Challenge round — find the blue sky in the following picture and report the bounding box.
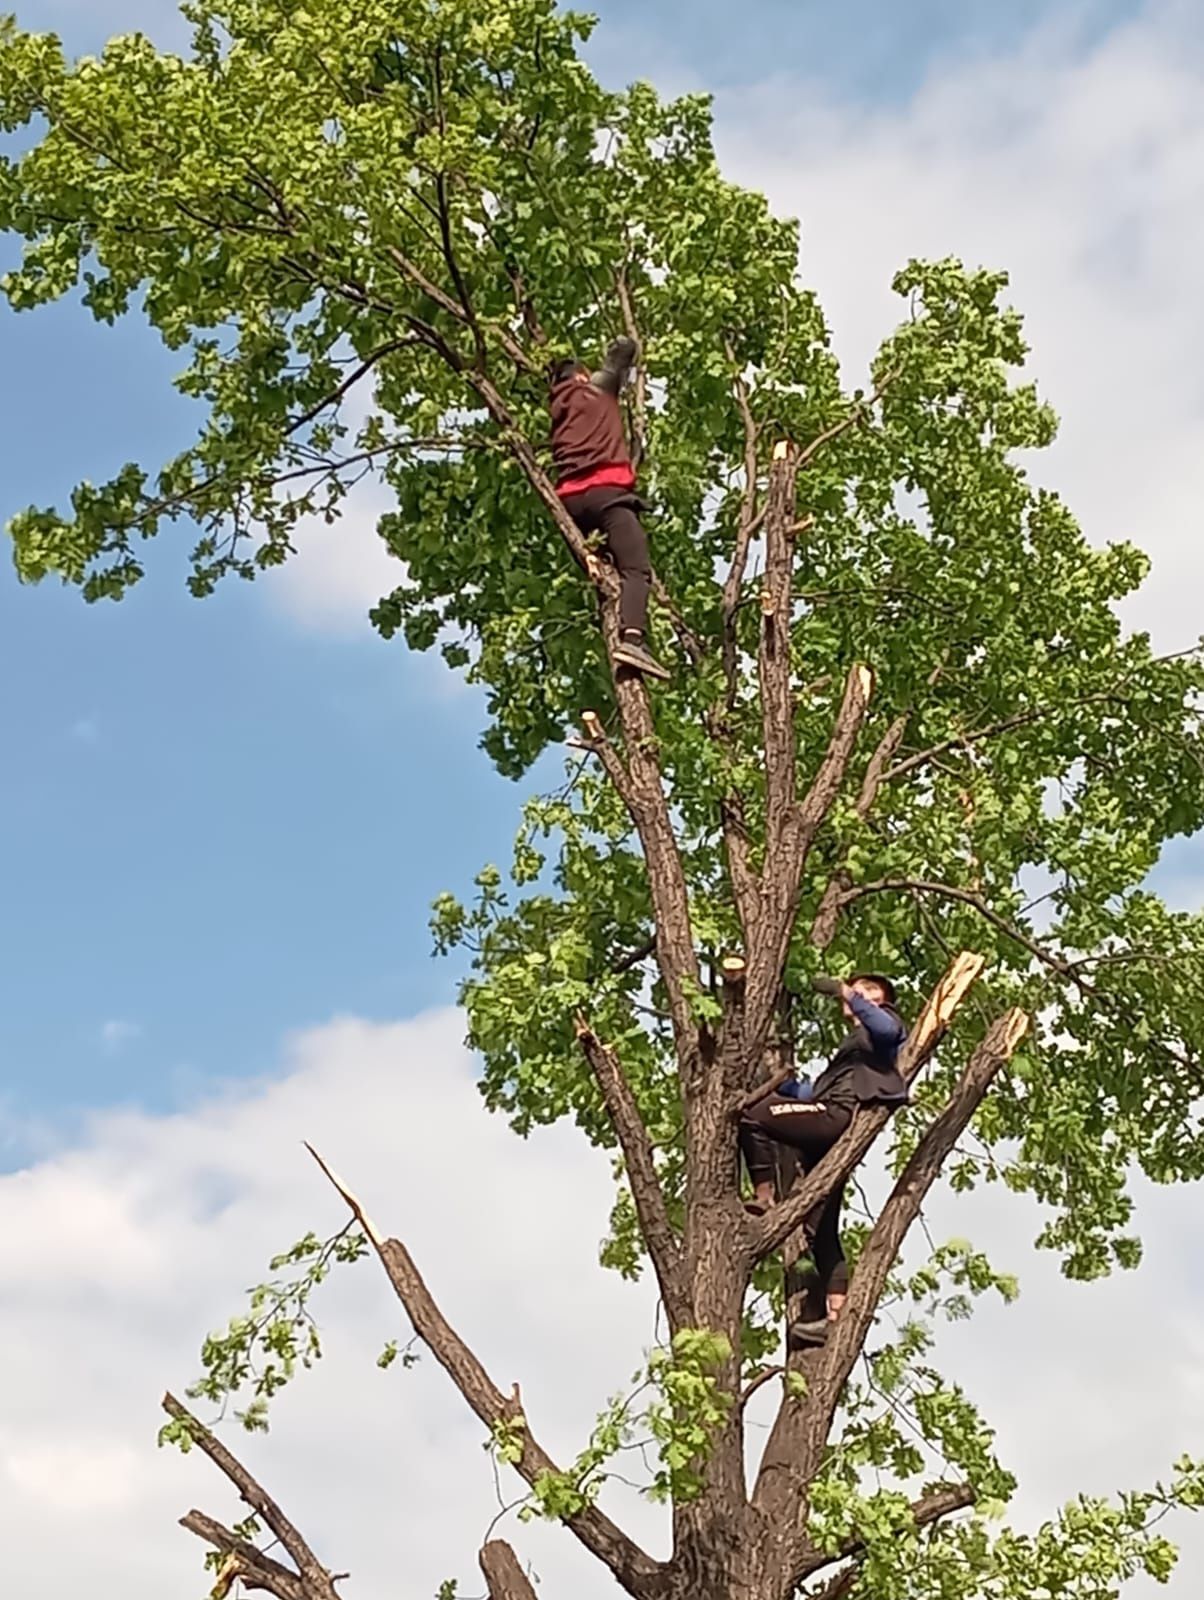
[0,0,1199,1138]
[4,5,1204,1599]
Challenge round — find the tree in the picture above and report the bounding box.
[5,2,1204,1596]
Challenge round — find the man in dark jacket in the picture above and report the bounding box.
[548,337,669,681]
[739,973,908,1347]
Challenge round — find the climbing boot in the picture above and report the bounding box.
[614,634,671,682]
[788,1317,831,1349]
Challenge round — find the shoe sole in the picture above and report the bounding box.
[614,651,672,682]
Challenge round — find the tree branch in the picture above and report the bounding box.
[162,1395,341,1600]
[468,367,600,572]
[435,169,487,368]
[797,664,877,856]
[305,1146,664,1599]
[610,934,657,975]
[759,440,801,863]
[745,663,875,1068]
[879,674,1192,789]
[721,340,764,709]
[285,338,417,435]
[651,571,707,666]
[575,1014,691,1329]
[178,1510,311,1600]
[480,1541,539,1600]
[837,877,1072,983]
[795,371,898,471]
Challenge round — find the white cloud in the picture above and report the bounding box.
[710,1,1204,655]
[4,1007,1204,1600]
[100,1019,141,1053]
[265,487,405,639]
[0,1011,667,1599]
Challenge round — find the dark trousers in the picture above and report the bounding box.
[561,486,651,636]
[739,1096,853,1297]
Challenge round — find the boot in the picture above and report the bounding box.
[787,1317,830,1349]
[614,632,671,682]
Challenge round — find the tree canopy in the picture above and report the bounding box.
[5,3,1204,1598]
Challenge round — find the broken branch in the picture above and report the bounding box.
[306,1146,663,1598]
[178,1511,312,1600]
[480,1541,539,1600]
[162,1394,339,1598]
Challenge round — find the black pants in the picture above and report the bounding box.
[561,486,651,636]
[739,1096,853,1297]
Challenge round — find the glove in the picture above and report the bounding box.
[811,975,844,998]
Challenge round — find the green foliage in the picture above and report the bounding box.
[162,1227,368,1438]
[484,1329,734,1520]
[645,1328,734,1503]
[7,1,1204,1589]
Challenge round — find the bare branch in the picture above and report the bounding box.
[575,1015,690,1328]
[162,1396,340,1600]
[480,1541,539,1600]
[306,1146,663,1599]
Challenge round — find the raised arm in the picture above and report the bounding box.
[591,335,638,396]
[846,990,907,1054]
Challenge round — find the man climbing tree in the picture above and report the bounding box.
[548,336,669,681]
[740,973,908,1347]
[5,3,1204,1598]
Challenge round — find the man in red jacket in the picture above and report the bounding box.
[548,337,670,681]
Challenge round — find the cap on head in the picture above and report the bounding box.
[850,973,898,1007]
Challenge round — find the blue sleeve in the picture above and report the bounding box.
[848,993,907,1061]
[779,1076,814,1102]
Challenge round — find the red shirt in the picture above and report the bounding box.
[557,462,637,499]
